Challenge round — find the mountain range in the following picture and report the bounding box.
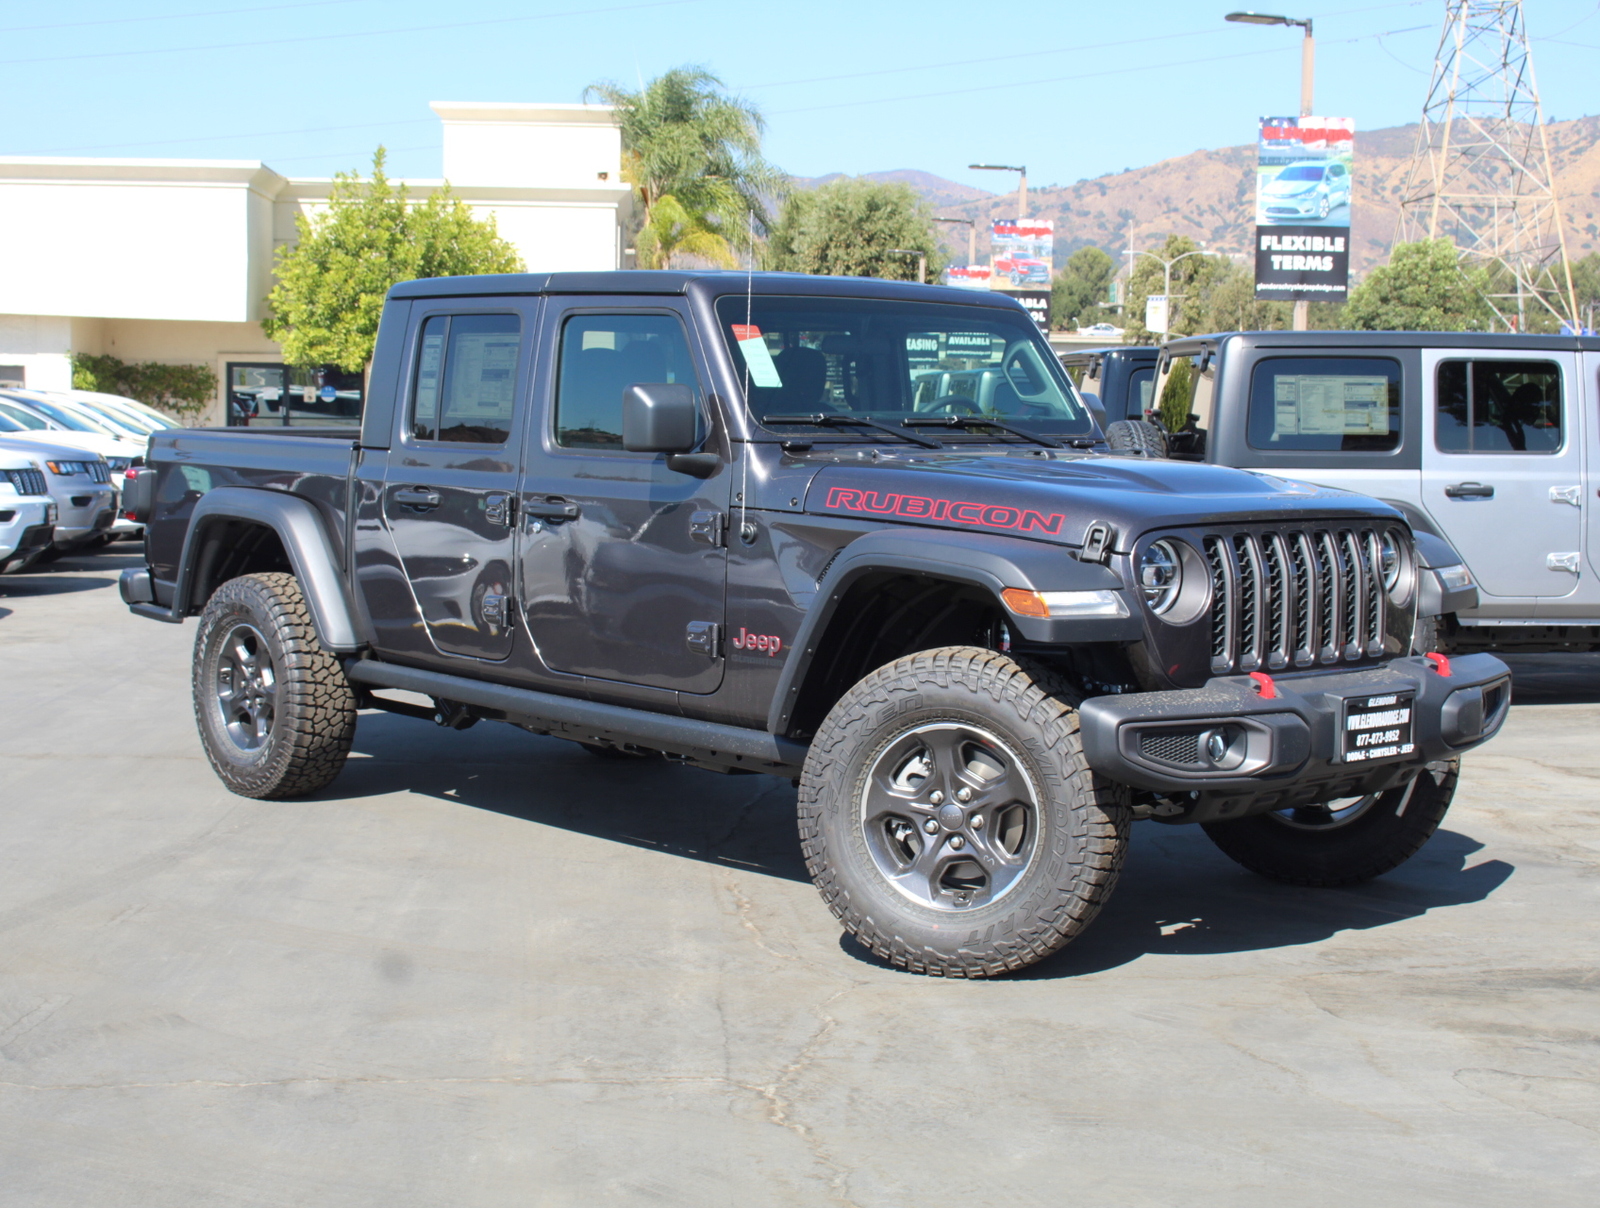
[803,117,1600,277]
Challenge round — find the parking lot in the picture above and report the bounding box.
[1,545,1597,1207]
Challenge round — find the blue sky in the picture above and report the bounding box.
[4,0,1598,190]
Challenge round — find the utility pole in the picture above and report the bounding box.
[1395,0,1577,330]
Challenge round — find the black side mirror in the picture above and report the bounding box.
[622,383,699,453]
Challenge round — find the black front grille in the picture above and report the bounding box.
[1201,526,1403,675]
[5,468,48,497]
[86,460,111,484]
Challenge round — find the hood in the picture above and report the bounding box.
[1265,178,1319,197]
[801,450,1400,550]
[0,432,117,463]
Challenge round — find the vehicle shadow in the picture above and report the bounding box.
[0,547,143,597]
[340,710,810,882]
[1501,654,1600,705]
[342,711,1511,974]
[851,823,1510,980]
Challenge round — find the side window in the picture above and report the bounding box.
[1128,366,1155,416]
[555,313,699,449]
[409,313,522,444]
[1247,356,1401,452]
[1436,359,1562,454]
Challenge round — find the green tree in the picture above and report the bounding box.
[1051,246,1115,330]
[1569,251,1600,329]
[1185,260,1294,334]
[262,148,522,371]
[1342,239,1493,332]
[1156,356,1195,433]
[764,177,948,281]
[70,353,215,422]
[1121,235,1232,343]
[586,66,783,269]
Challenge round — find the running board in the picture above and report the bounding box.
[344,659,808,775]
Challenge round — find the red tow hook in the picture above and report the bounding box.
[1425,652,1452,677]
[1248,671,1278,699]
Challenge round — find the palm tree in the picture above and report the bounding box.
[586,66,784,269]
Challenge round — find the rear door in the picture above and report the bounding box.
[1420,349,1581,604]
[516,300,729,693]
[384,300,537,660]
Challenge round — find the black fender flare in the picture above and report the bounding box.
[173,487,362,652]
[767,528,1137,734]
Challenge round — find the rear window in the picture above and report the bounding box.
[1247,356,1401,452]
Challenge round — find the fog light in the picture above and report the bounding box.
[1198,725,1246,770]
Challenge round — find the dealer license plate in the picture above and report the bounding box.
[1340,692,1416,763]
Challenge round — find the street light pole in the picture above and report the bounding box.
[1225,11,1315,332]
[936,217,977,271]
[1126,245,1211,335]
[887,249,927,284]
[969,163,1027,221]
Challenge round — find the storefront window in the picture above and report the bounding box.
[226,362,363,428]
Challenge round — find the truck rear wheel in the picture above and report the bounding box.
[1200,760,1458,887]
[192,572,356,799]
[798,647,1129,977]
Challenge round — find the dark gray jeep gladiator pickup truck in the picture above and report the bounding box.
[119,271,1511,977]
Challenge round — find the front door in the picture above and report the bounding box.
[384,303,536,660]
[517,303,729,693]
[1420,349,1582,603]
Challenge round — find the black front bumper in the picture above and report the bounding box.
[1079,654,1511,823]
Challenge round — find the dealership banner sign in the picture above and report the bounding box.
[1253,116,1354,302]
[989,219,1054,290]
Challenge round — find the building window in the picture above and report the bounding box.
[226,362,363,428]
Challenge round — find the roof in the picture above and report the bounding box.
[1161,329,1600,354]
[388,270,1033,310]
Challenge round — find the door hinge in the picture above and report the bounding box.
[685,620,721,657]
[1550,485,1581,507]
[481,592,511,626]
[484,493,515,528]
[1547,552,1581,574]
[689,510,726,547]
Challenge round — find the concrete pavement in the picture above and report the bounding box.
[1,545,1596,1206]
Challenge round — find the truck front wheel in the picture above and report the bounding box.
[192,572,356,799]
[1200,760,1458,887]
[798,647,1129,977]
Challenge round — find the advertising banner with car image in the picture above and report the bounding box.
[989,219,1054,289]
[1253,116,1353,302]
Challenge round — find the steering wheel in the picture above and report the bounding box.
[920,394,982,416]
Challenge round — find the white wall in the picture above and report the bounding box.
[0,160,284,325]
[434,103,621,190]
[0,316,72,390]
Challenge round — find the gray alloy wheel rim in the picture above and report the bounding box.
[858,721,1042,912]
[215,621,278,753]
[1269,779,1415,831]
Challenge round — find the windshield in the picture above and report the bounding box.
[70,402,148,438]
[10,396,109,434]
[0,413,25,432]
[0,401,50,429]
[1276,166,1325,182]
[715,295,1093,438]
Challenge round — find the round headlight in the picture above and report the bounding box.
[1378,530,1403,595]
[1138,540,1183,614]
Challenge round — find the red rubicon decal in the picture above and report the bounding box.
[731,627,783,657]
[824,486,1065,535]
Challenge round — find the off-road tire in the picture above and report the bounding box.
[798,647,1130,977]
[1104,419,1168,458]
[1200,760,1458,887]
[193,572,356,799]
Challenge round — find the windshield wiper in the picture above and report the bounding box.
[901,415,1065,449]
[762,413,944,449]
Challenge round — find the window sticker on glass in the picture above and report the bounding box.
[732,324,783,388]
[1273,374,1390,435]
[447,332,518,416]
[947,332,998,360]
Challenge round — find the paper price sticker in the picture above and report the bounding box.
[731,325,782,388]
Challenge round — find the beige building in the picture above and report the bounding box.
[0,102,631,425]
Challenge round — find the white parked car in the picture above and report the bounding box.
[0,432,115,551]
[0,450,56,572]
[1076,322,1124,339]
[0,392,145,541]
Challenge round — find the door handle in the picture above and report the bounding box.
[523,499,580,522]
[1444,482,1494,499]
[394,486,442,508]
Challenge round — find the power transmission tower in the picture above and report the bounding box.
[1395,0,1578,330]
